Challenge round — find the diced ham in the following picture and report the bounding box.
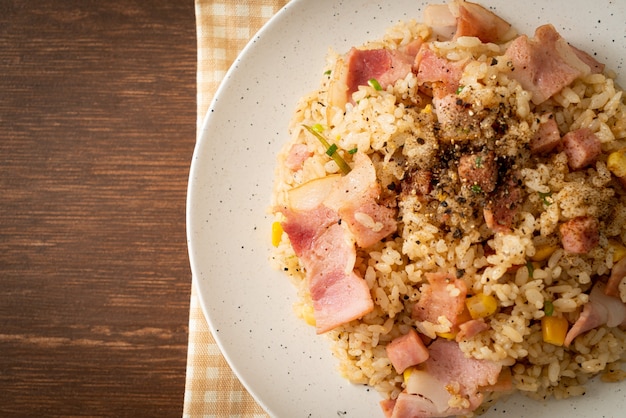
[401,169,432,197]
[380,398,396,418]
[505,24,590,105]
[337,195,397,248]
[430,93,482,141]
[413,272,468,328]
[483,179,522,233]
[452,0,514,43]
[325,153,397,248]
[458,151,498,193]
[456,319,490,341]
[344,47,413,100]
[571,45,605,74]
[388,340,502,417]
[565,282,626,346]
[386,328,430,374]
[559,216,599,254]
[285,143,312,171]
[562,128,602,170]
[415,47,466,96]
[530,115,561,154]
[605,257,626,299]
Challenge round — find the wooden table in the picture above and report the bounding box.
[0,1,196,415]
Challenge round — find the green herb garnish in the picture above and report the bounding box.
[544,300,554,317]
[475,155,483,168]
[368,78,382,91]
[323,69,331,76]
[348,148,358,154]
[539,191,553,206]
[456,85,465,94]
[302,124,351,174]
[526,261,535,279]
[470,184,483,194]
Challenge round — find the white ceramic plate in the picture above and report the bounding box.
[187,1,626,416]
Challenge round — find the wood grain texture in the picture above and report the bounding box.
[0,0,196,416]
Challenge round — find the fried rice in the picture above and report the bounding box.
[270,1,626,416]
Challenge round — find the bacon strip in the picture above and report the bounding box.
[505,24,590,105]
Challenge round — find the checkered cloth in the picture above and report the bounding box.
[184,1,288,417]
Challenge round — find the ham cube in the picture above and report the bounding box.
[559,216,599,254]
[530,116,561,154]
[562,128,602,170]
[458,151,498,193]
[413,272,468,327]
[385,328,429,374]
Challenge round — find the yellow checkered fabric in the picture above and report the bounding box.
[185,1,288,416]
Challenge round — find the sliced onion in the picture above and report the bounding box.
[287,175,341,212]
[423,4,457,40]
[405,369,451,414]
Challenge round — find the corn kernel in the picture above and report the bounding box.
[541,316,569,346]
[531,245,558,262]
[301,304,316,326]
[403,367,415,384]
[271,221,283,247]
[465,293,498,319]
[609,240,626,263]
[421,104,432,114]
[607,148,626,178]
[436,331,457,340]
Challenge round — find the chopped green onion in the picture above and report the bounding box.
[323,69,331,76]
[456,85,465,94]
[526,261,534,279]
[311,123,325,133]
[348,148,358,154]
[302,124,351,174]
[475,155,483,168]
[470,184,482,194]
[544,300,554,317]
[539,191,553,206]
[326,143,338,156]
[368,78,382,91]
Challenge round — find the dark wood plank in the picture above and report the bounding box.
[0,0,196,415]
